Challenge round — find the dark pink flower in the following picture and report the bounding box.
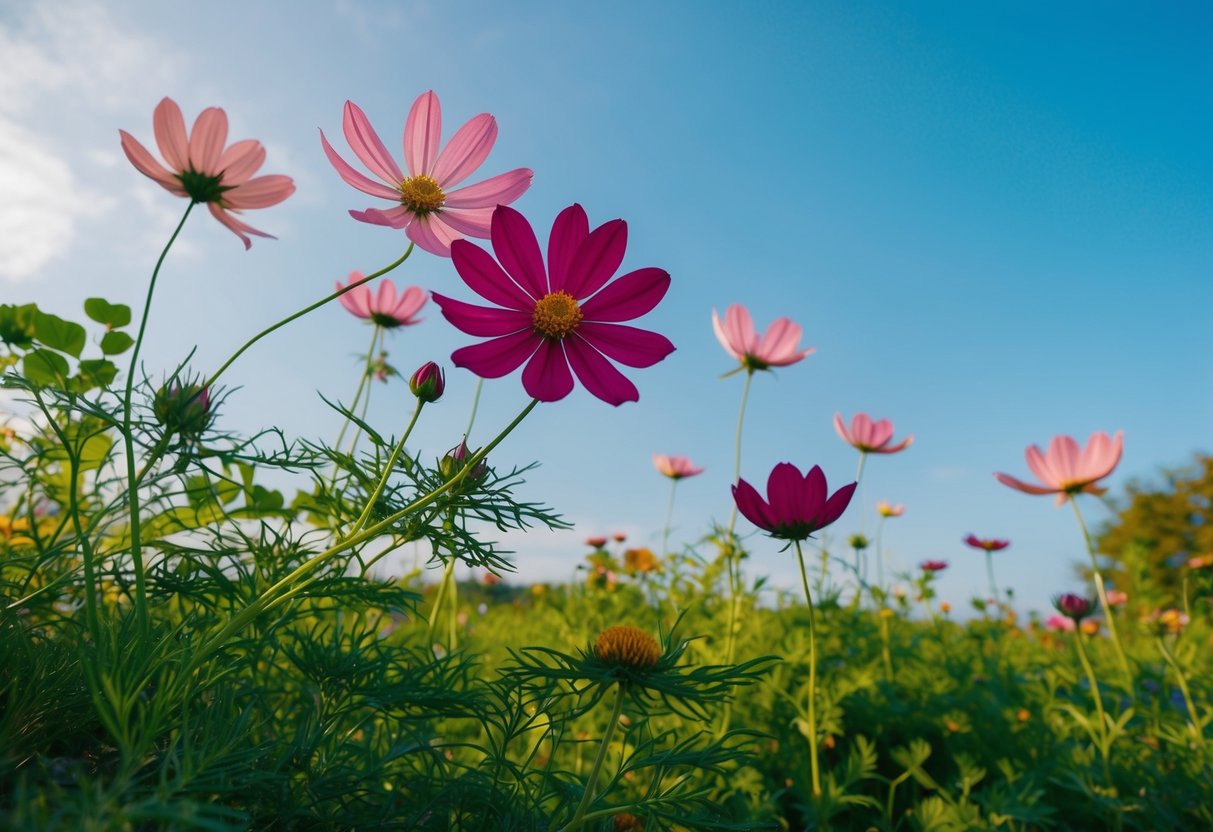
[653,454,704,480]
[321,91,532,257]
[712,305,814,372]
[432,204,674,406]
[119,97,294,248]
[1053,593,1095,621]
[337,273,428,327]
[964,534,1010,552]
[995,431,1123,505]
[834,412,913,454]
[920,560,949,573]
[586,536,608,549]
[732,463,856,542]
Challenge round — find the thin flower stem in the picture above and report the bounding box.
[464,376,485,440]
[1072,627,1114,788]
[346,326,382,457]
[985,551,1001,608]
[426,554,457,646]
[347,399,424,537]
[874,515,886,602]
[122,201,193,639]
[332,324,380,460]
[719,369,754,736]
[564,682,626,831]
[203,245,413,390]
[1071,498,1133,687]
[660,478,677,557]
[1156,636,1205,749]
[879,614,894,682]
[794,539,822,798]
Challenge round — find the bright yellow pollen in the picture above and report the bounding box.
[398,175,445,214]
[532,291,583,339]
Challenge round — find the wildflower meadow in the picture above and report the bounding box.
[1,4,1211,831]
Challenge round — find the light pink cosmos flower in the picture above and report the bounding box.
[995,431,1123,505]
[877,501,905,518]
[321,91,533,257]
[432,204,675,406]
[834,412,913,455]
[712,305,814,372]
[119,97,294,248]
[1105,589,1128,606]
[653,454,704,480]
[336,272,427,328]
[1044,613,1076,633]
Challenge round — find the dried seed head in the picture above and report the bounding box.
[594,625,661,671]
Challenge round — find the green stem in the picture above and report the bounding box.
[874,515,886,602]
[1157,636,1206,749]
[794,539,822,798]
[464,376,485,441]
[660,478,677,557]
[1072,627,1114,789]
[985,551,1001,608]
[122,201,194,639]
[347,399,423,537]
[719,369,754,735]
[564,682,626,830]
[332,324,380,460]
[426,554,457,646]
[203,245,413,390]
[1071,498,1133,687]
[346,327,382,459]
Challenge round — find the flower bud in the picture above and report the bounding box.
[1053,593,1095,621]
[439,440,487,482]
[153,384,212,440]
[408,361,445,402]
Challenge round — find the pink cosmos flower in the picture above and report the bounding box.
[964,535,1010,552]
[1045,614,1076,633]
[995,431,1124,505]
[119,97,294,249]
[586,536,608,549]
[920,560,949,573]
[1053,593,1095,621]
[321,91,533,257]
[711,305,814,372]
[834,412,913,455]
[877,501,905,518]
[336,273,427,328]
[431,204,675,406]
[1106,589,1129,606]
[653,454,704,480]
[732,463,856,541]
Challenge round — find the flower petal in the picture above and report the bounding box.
[994,472,1060,495]
[437,206,494,238]
[432,293,532,336]
[450,329,539,378]
[406,215,462,256]
[223,175,295,209]
[217,139,265,185]
[450,239,536,310]
[343,100,404,184]
[489,205,547,298]
[432,112,496,188]
[833,412,852,445]
[522,339,574,402]
[188,107,229,175]
[580,267,670,322]
[733,479,776,532]
[724,305,759,357]
[565,218,626,299]
[577,322,674,368]
[443,168,533,209]
[391,285,429,322]
[320,129,402,200]
[153,97,189,173]
[564,336,638,406]
[404,90,442,176]
[207,203,272,249]
[820,482,857,527]
[119,130,184,193]
[1024,444,1058,487]
[547,204,589,293]
[712,309,743,363]
[767,462,805,527]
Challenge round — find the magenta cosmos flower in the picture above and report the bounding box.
[1053,593,1095,621]
[712,305,814,372]
[119,98,294,248]
[431,204,674,406]
[321,91,532,257]
[964,534,1010,552]
[732,463,856,541]
[920,560,949,573]
[995,431,1123,505]
[834,412,913,455]
[336,273,427,328]
[653,454,704,480]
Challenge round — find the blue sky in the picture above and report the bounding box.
[1,0,1210,615]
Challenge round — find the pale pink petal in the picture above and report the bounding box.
[852,413,875,446]
[217,140,266,185]
[713,309,744,362]
[995,472,1060,495]
[443,168,533,209]
[450,329,539,378]
[404,90,442,176]
[1025,444,1059,488]
[491,205,548,298]
[350,206,413,228]
[320,129,402,199]
[207,203,272,249]
[407,215,463,256]
[548,204,589,293]
[390,286,428,322]
[431,293,531,336]
[153,98,189,173]
[872,435,913,454]
[337,277,372,318]
[758,318,810,365]
[119,130,184,193]
[724,305,759,356]
[577,322,674,368]
[1050,435,1081,485]
[833,412,852,445]
[564,336,638,406]
[343,101,404,184]
[522,339,574,402]
[868,419,894,449]
[437,207,494,237]
[580,268,670,322]
[449,239,536,310]
[565,219,627,299]
[188,107,229,175]
[223,175,295,209]
[375,279,398,315]
[432,113,497,188]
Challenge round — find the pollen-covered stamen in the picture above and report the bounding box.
[398,175,446,215]
[532,291,583,339]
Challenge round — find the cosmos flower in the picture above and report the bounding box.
[336,273,428,327]
[1053,593,1095,621]
[321,91,532,256]
[920,560,949,573]
[877,501,905,518]
[1105,589,1128,606]
[119,97,294,248]
[1045,614,1076,633]
[652,454,704,480]
[432,204,675,406]
[711,305,814,372]
[834,412,913,455]
[995,431,1123,505]
[732,463,856,541]
[964,535,1010,552]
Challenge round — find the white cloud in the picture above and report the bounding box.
[0,118,77,281]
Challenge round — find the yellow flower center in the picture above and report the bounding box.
[398,175,445,215]
[532,291,583,339]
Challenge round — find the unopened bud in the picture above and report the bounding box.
[153,384,212,440]
[439,440,487,482]
[408,361,445,402]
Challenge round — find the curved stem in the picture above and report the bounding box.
[464,377,485,441]
[332,324,380,459]
[122,201,193,638]
[348,399,424,537]
[1071,498,1133,687]
[346,327,382,458]
[719,369,755,736]
[426,554,457,646]
[1072,627,1113,787]
[203,245,413,390]
[1157,636,1205,749]
[794,539,822,798]
[564,682,626,830]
